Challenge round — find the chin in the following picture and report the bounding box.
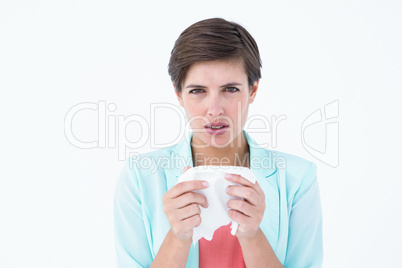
[203,131,238,148]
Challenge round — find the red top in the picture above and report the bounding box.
[199,223,246,268]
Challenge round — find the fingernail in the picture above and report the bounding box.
[202,181,209,187]
[225,173,232,179]
[225,187,229,193]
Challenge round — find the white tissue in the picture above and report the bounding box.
[176,165,256,245]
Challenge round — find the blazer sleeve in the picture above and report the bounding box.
[284,162,324,268]
[113,158,153,268]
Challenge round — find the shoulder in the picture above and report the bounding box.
[270,149,318,193]
[272,150,316,178]
[115,144,179,193]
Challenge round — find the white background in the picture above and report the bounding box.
[1,0,401,267]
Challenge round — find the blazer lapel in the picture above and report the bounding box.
[164,131,194,191]
[244,130,280,251]
[163,133,199,268]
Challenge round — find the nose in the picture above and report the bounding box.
[207,93,224,118]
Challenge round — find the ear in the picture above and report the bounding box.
[173,83,184,107]
[249,80,259,104]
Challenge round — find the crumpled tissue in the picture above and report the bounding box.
[177,165,256,245]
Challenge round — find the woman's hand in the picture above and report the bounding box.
[225,173,266,240]
[162,166,209,242]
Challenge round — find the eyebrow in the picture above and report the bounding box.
[185,82,242,89]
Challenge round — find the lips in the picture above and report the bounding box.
[204,122,229,135]
[204,122,229,129]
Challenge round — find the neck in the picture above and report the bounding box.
[191,132,250,168]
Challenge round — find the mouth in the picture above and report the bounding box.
[204,122,229,129]
[204,122,229,135]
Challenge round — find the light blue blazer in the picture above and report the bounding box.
[114,130,323,267]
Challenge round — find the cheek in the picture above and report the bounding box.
[223,103,248,129]
[182,95,249,117]
[184,103,201,117]
[183,103,205,126]
[229,98,249,116]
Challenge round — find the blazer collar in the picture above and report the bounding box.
[165,129,278,191]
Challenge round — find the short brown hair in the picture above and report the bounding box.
[168,17,262,93]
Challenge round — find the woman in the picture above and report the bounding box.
[114,17,323,268]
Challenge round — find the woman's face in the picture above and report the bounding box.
[175,59,259,148]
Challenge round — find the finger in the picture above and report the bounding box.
[224,173,254,187]
[178,203,201,221]
[174,191,209,209]
[226,186,260,205]
[181,214,202,229]
[228,209,250,226]
[227,199,255,217]
[225,174,264,195]
[167,180,209,199]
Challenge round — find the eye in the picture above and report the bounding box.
[224,87,239,93]
[189,88,205,94]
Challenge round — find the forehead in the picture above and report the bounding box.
[184,59,247,87]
